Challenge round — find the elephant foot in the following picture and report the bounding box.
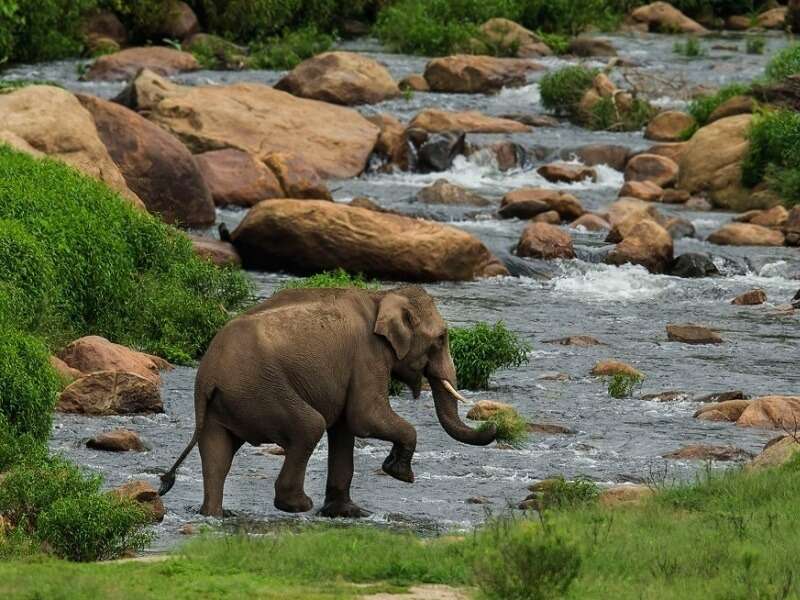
[382,449,415,483]
[318,499,371,519]
[274,492,313,513]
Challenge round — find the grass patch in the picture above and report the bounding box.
[606,372,644,399]
[278,268,379,291]
[673,37,704,58]
[765,43,800,83]
[477,408,528,447]
[589,95,654,132]
[746,36,765,55]
[534,476,600,510]
[247,25,334,70]
[449,322,530,390]
[686,82,752,129]
[537,31,570,55]
[742,108,800,207]
[539,65,598,116]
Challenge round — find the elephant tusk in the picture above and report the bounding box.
[442,380,468,404]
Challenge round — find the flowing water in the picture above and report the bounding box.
[8,31,799,549]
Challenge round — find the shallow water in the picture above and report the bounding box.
[14,31,798,548]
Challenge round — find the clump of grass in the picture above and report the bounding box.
[539,65,598,116]
[248,26,334,70]
[673,37,704,58]
[685,82,752,134]
[607,373,644,399]
[537,476,600,510]
[746,36,766,55]
[742,109,800,207]
[476,408,528,447]
[537,31,570,55]
[278,268,379,291]
[590,95,654,132]
[449,322,530,390]
[765,43,800,82]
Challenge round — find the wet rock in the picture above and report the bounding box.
[606,198,666,228]
[261,152,333,200]
[665,217,696,240]
[231,199,508,281]
[538,163,597,184]
[158,1,199,40]
[599,484,653,507]
[516,223,576,260]
[87,428,146,452]
[605,220,674,274]
[641,391,690,402]
[84,46,199,81]
[747,436,800,470]
[478,19,551,58]
[466,496,492,505]
[416,179,490,207]
[707,223,786,247]
[694,399,750,422]
[708,95,756,123]
[544,335,605,347]
[570,214,611,231]
[751,205,789,228]
[732,289,767,306]
[537,372,571,381]
[120,70,379,179]
[58,371,163,415]
[663,445,752,461]
[412,132,464,174]
[500,188,584,221]
[666,323,723,345]
[685,196,713,211]
[112,481,165,523]
[661,189,690,204]
[366,113,408,168]
[619,180,663,202]
[527,423,576,435]
[466,400,514,421]
[568,37,617,57]
[77,94,214,227]
[591,360,643,378]
[194,149,284,208]
[58,336,168,385]
[408,109,530,134]
[488,141,527,172]
[502,113,560,128]
[564,144,630,171]
[645,111,695,143]
[0,85,142,208]
[275,52,400,106]
[624,154,678,188]
[630,2,708,34]
[737,396,800,429]
[399,74,430,92]
[756,7,786,29]
[423,55,538,93]
[695,390,748,403]
[725,15,751,31]
[646,142,689,165]
[533,210,562,225]
[189,235,241,267]
[82,9,128,47]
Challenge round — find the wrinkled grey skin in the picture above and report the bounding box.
[160,286,496,518]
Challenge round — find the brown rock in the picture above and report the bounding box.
[725,15,751,31]
[568,144,630,171]
[737,396,800,429]
[87,428,146,452]
[533,210,561,225]
[527,423,576,435]
[231,199,508,281]
[666,323,723,345]
[747,436,800,470]
[500,189,584,221]
[707,223,785,246]
[423,55,540,94]
[663,445,751,461]
[84,46,199,81]
[159,1,200,40]
[194,149,284,208]
[606,198,666,228]
[645,111,695,142]
[478,19,551,58]
[568,37,617,57]
[58,336,167,384]
[591,360,643,378]
[708,95,756,123]
[756,7,787,29]
[367,113,408,167]
[695,390,748,403]
[619,180,664,202]
[49,356,82,384]
[399,74,430,92]
[77,94,214,226]
[570,214,611,231]
[275,52,400,106]
[685,196,713,211]
[624,154,679,188]
[466,496,492,505]
[82,10,128,47]
[408,109,530,134]
[662,189,690,204]
[58,371,163,415]
[732,289,767,306]
[641,391,690,402]
[751,205,789,228]
[488,141,526,172]
[645,142,689,164]
[538,163,597,184]
[694,400,750,422]
[261,152,333,200]
[545,335,605,347]
[112,481,165,523]
[599,484,653,507]
[189,235,241,267]
[630,2,709,34]
[466,400,514,421]
[416,179,490,206]
[516,222,576,260]
[605,220,674,273]
[665,217,696,240]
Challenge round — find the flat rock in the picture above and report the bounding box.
[416,179,490,206]
[194,149,284,207]
[666,323,723,344]
[695,390,748,403]
[537,163,597,184]
[423,55,539,93]
[707,223,785,246]
[663,445,752,461]
[732,289,767,306]
[408,109,530,134]
[516,222,576,260]
[624,154,679,188]
[84,46,199,81]
[591,360,643,378]
[87,428,146,452]
[58,371,163,415]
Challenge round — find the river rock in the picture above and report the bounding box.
[275,52,400,105]
[591,360,643,378]
[0,85,142,208]
[423,55,539,93]
[606,198,665,228]
[662,189,690,204]
[537,163,597,184]
[367,113,408,167]
[545,335,605,347]
[77,93,214,226]
[119,70,379,179]
[486,141,526,172]
[58,336,168,385]
[84,46,199,81]
[751,205,789,228]
[527,423,576,435]
[685,196,713,211]
[737,396,800,429]
[533,210,561,225]
[665,217,696,240]
[624,154,678,188]
[756,7,787,29]
[194,149,284,207]
[630,2,708,34]
[399,74,429,92]
[415,132,467,173]
[416,179,490,206]
[516,223,576,260]
[747,436,800,470]
[708,96,756,123]
[571,214,611,231]
[408,109,530,134]
[50,356,82,383]
[605,220,674,274]
[663,445,751,461]
[641,391,690,402]
[261,152,332,200]
[111,481,165,523]
[231,199,507,281]
[646,142,689,165]
[565,144,630,171]
[645,111,695,142]
[670,253,719,278]
[87,428,146,452]
[793,289,800,308]
[694,400,750,422]
[466,400,514,420]
[58,371,163,415]
[707,223,786,246]
[500,189,584,221]
[163,1,199,39]
[82,9,128,47]
[619,180,663,202]
[786,207,800,246]
[568,37,617,57]
[189,235,241,267]
[725,15,751,30]
[666,323,723,345]
[478,19,551,58]
[695,390,749,403]
[599,484,653,507]
[732,289,767,306]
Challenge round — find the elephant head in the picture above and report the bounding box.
[374,286,496,446]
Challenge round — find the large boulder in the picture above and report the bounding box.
[57,371,163,415]
[737,396,800,429]
[645,111,695,142]
[119,70,380,179]
[423,55,539,94]
[606,198,666,228]
[694,399,751,422]
[0,86,142,207]
[707,223,785,246]
[84,46,199,81]
[624,154,678,188]
[499,189,584,221]
[58,335,169,385]
[756,7,787,29]
[630,2,708,34]
[261,152,333,200]
[77,94,214,227]
[747,436,800,470]
[708,95,756,123]
[516,223,576,260]
[750,205,790,228]
[604,220,674,273]
[194,148,284,207]
[275,52,400,105]
[158,1,200,40]
[230,199,508,281]
[478,19,551,58]
[408,109,530,134]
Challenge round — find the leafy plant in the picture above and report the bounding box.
[685,83,752,131]
[278,268,379,291]
[539,65,597,116]
[520,0,623,36]
[607,373,644,398]
[537,476,600,510]
[248,25,333,70]
[742,109,800,206]
[590,96,654,131]
[673,37,704,57]
[477,408,528,447]
[765,44,800,82]
[449,322,530,390]
[746,36,765,55]
[537,31,569,55]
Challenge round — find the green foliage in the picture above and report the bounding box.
[449,322,530,390]
[673,37,704,58]
[686,83,751,130]
[535,476,601,510]
[192,0,302,41]
[187,35,248,70]
[590,96,654,132]
[766,44,800,83]
[536,31,569,55]
[519,0,622,36]
[101,0,173,40]
[476,408,528,447]
[742,109,800,207]
[539,65,597,116]
[278,268,379,291]
[746,36,765,55]
[248,26,333,70]
[607,372,644,398]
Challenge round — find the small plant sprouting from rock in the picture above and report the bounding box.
[607,373,644,399]
[673,37,704,58]
[477,408,529,448]
[449,322,530,390]
[746,37,766,55]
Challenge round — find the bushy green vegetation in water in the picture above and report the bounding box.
[540,65,598,116]
[742,109,800,207]
[476,408,529,447]
[607,372,644,398]
[533,476,601,510]
[746,36,765,55]
[589,95,655,132]
[449,322,530,390]
[247,26,334,70]
[673,36,704,58]
[278,268,378,291]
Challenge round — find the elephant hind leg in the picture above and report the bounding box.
[319,420,370,519]
[273,405,326,514]
[199,418,243,517]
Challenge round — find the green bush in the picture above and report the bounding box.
[742,109,800,206]
[673,37,704,58]
[191,0,302,40]
[449,322,530,390]
[765,44,800,83]
[686,82,752,130]
[248,25,334,70]
[746,36,765,55]
[589,96,654,132]
[539,66,597,116]
[607,372,644,399]
[520,0,621,36]
[278,268,378,290]
[535,476,600,510]
[476,408,528,447]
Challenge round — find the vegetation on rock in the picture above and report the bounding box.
[476,408,529,447]
[765,43,800,83]
[742,109,800,207]
[278,268,378,291]
[685,82,752,132]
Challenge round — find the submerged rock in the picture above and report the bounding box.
[544,335,605,347]
[527,423,576,435]
[641,391,690,402]
[466,400,514,421]
[663,445,752,461]
[591,360,643,378]
[516,222,576,260]
[732,289,767,306]
[563,144,630,171]
[666,323,723,345]
[695,390,748,403]
[87,428,146,452]
[416,179,490,206]
[668,253,719,278]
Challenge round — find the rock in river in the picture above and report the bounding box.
[84,46,199,81]
[87,428,146,452]
[408,109,531,134]
[112,481,166,523]
[666,323,723,345]
[423,55,539,93]
[630,2,708,34]
[58,371,163,416]
[605,220,674,274]
[516,222,576,260]
[58,335,169,385]
[416,179,490,206]
[732,289,767,306]
[707,223,785,247]
[537,163,597,184]
[624,154,679,188]
[663,445,751,461]
[668,253,719,278]
[466,400,514,420]
[645,111,695,143]
[500,189,584,221]
[591,360,643,378]
[230,199,508,282]
[194,149,284,207]
[737,396,800,429]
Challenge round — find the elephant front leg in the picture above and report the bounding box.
[319,421,371,519]
[350,405,417,484]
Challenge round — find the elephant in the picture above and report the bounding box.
[159,285,497,518]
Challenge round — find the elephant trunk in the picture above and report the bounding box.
[429,378,496,446]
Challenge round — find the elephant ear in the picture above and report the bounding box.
[374,294,415,360]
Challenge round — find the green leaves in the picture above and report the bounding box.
[539,66,598,116]
[449,321,530,390]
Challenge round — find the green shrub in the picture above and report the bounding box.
[191,0,302,41]
[278,268,378,291]
[536,31,569,55]
[589,96,654,132]
[746,36,765,55]
[742,109,800,206]
[520,0,621,35]
[539,66,597,116]
[476,408,528,447]
[765,44,800,83]
[449,322,530,390]
[0,415,47,472]
[607,372,644,399]
[686,83,752,130]
[536,476,600,510]
[248,25,334,70]
[673,37,704,58]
